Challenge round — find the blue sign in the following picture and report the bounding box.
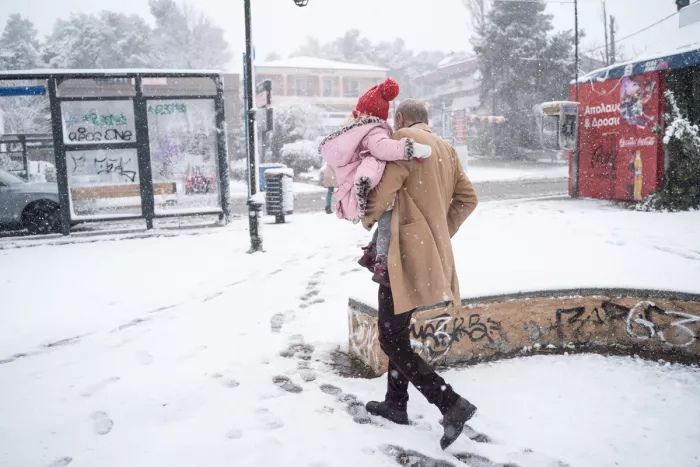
[0,86,47,97]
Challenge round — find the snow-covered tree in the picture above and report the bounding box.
[269,103,323,162]
[149,0,231,69]
[473,1,576,157]
[642,91,700,212]
[462,0,491,37]
[43,12,151,69]
[0,14,42,70]
[0,93,50,135]
[292,30,446,98]
[0,15,48,137]
[280,139,323,174]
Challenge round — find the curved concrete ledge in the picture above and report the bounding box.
[347,289,700,375]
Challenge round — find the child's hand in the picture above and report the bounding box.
[412,142,432,162]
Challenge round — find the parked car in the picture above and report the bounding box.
[0,169,62,235]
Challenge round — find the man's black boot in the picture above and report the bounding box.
[365,401,409,425]
[440,398,477,450]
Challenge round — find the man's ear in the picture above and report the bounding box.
[394,112,402,131]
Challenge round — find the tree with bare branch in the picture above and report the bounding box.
[462,0,491,36]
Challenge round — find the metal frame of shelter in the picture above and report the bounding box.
[0,70,231,235]
[0,133,54,178]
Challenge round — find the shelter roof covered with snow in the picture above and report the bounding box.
[576,42,700,84]
[0,69,222,78]
[256,56,388,72]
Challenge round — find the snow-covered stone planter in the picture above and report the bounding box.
[348,289,700,375]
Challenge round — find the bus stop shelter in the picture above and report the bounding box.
[0,70,231,235]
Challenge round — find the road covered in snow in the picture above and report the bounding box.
[1,198,699,467]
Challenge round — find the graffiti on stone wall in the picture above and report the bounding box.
[349,308,382,371]
[625,301,700,347]
[557,300,700,348]
[409,313,502,363]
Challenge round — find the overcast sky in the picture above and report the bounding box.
[1,0,699,72]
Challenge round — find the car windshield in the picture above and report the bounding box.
[0,169,25,186]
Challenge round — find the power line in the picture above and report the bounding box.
[582,10,679,55]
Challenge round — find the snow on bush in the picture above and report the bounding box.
[280,139,323,174]
[641,91,700,212]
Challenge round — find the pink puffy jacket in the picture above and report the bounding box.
[319,117,416,222]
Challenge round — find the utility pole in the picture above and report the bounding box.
[572,0,580,198]
[243,0,263,252]
[491,72,497,159]
[602,0,609,65]
[574,0,579,102]
[609,16,617,65]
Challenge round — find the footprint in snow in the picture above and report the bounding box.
[299,298,325,310]
[227,429,243,440]
[299,369,316,382]
[279,337,315,360]
[270,313,285,333]
[135,350,154,365]
[256,409,285,429]
[81,377,120,398]
[46,457,73,467]
[91,411,114,435]
[272,375,303,393]
[301,289,320,301]
[319,384,342,396]
[221,378,240,389]
[211,373,240,388]
[340,268,362,276]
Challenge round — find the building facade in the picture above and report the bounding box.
[415,55,481,140]
[255,56,389,134]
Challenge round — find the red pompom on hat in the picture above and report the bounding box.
[352,77,400,121]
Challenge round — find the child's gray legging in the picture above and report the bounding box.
[372,210,392,256]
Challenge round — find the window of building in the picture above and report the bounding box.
[348,80,360,98]
[323,78,334,97]
[295,78,309,96]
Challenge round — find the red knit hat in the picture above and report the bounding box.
[352,78,400,121]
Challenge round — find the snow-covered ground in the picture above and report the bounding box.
[1,198,699,467]
[230,180,326,198]
[466,164,568,183]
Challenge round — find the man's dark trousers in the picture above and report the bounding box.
[378,285,460,414]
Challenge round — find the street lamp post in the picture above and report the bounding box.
[243,0,263,253]
[243,0,309,253]
[572,0,580,198]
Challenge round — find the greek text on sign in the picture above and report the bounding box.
[585,117,620,128]
[583,104,620,116]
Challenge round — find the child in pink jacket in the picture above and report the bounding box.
[319,78,431,285]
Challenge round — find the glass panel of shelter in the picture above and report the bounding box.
[58,79,141,221]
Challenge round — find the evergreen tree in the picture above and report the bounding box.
[0,15,49,136]
[643,91,700,212]
[149,0,232,69]
[43,12,151,69]
[0,14,42,70]
[473,1,576,157]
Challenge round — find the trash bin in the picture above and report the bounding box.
[265,168,294,223]
[258,163,287,191]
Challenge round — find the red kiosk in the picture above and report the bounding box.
[544,44,700,201]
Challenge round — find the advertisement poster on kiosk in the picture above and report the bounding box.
[573,70,664,201]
